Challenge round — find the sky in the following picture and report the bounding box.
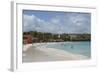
[23,10,91,34]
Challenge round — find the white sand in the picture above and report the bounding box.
[23,44,33,52]
[22,43,89,62]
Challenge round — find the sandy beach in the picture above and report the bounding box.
[22,43,88,63]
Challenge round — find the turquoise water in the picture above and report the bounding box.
[46,41,91,58]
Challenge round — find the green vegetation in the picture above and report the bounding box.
[23,31,91,43]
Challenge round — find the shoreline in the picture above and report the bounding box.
[22,43,89,62]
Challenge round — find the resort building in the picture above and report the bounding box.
[23,32,33,44]
[23,32,40,44]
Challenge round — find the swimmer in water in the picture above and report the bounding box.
[71,45,74,49]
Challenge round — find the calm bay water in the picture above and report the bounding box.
[46,41,91,58]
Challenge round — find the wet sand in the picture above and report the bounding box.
[22,44,88,63]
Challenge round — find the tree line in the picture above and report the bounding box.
[23,31,91,43]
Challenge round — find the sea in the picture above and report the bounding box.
[46,41,91,58]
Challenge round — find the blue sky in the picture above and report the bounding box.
[23,10,91,34]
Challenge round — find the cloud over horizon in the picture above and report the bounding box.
[23,10,91,34]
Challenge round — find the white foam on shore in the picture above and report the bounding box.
[23,42,58,52]
[36,46,87,59]
[23,44,33,52]
[23,43,88,60]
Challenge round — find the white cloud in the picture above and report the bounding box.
[50,16,61,24]
[23,13,91,34]
[23,14,59,33]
